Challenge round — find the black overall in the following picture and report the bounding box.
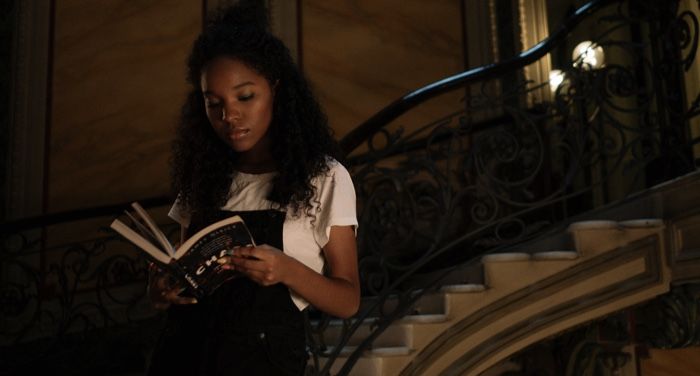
[147,210,307,376]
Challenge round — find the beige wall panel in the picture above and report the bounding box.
[302,0,464,149]
[640,347,700,376]
[49,0,201,213]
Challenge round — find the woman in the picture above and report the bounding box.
[147,2,359,375]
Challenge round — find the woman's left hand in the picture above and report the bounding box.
[220,244,293,286]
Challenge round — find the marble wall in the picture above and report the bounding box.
[641,347,700,376]
[301,0,465,152]
[45,1,465,214]
[49,0,201,213]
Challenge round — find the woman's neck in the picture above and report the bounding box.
[233,132,276,174]
[235,154,276,174]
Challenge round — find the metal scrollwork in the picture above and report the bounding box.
[0,221,177,373]
[636,284,700,348]
[498,284,700,375]
[311,0,700,374]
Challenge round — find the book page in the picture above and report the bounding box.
[131,202,176,257]
[110,219,172,265]
[124,210,161,248]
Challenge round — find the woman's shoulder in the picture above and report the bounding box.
[321,157,352,180]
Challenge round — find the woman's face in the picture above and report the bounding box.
[200,57,275,157]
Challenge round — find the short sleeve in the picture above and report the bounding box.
[168,195,192,228]
[313,161,358,248]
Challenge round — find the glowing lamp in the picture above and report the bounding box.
[572,41,605,69]
[549,69,565,92]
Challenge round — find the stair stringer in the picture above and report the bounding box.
[399,232,671,376]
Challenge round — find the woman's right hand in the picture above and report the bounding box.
[148,263,198,310]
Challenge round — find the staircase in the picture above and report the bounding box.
[313,171,700,376]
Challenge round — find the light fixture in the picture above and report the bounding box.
[549,69,565,93]
[572,41,605,70]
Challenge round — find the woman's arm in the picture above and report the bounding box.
[227,225,360,318]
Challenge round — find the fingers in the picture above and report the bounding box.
[217,255,235,271]
[148,271,197,309]
[208,245,286,286]
[164,288,198,305]
[233,244,279,260]
[215,245,257,271]
[151,287,197,309]
[227,245,288,286]
[217,245,265,271]
[233,245,261,260]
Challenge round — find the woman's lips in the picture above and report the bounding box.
[230,128,250,140]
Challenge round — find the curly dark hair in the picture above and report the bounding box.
[171,0,342,222]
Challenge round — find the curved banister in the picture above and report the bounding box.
[0,195,171,234]
[339,0,619,155]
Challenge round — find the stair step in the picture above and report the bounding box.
[567,220,620,231]
[399,313,448,324]
[358,289,446,318]
[620,219,664,228]
[532,250,579,260]
[320,345,411,357]
[440,283,487,293]
[317,313,449,346]
[408,291,446,315]
[313,318,408,348]
[315,353,381,376]
[482,250,584,291]
[403,261,484,291]
[315,347,414,376]
[481,252,531,262]
[370,346,412,356]
[509,229,575,256]
[568,219,663,257]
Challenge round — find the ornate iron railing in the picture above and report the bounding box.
[308,0,700,374]
[2,0,700,374]
[0,198,174,374]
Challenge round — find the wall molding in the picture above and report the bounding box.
[6,0,51,220]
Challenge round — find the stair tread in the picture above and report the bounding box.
[320,312,449,327]
[320,345,412,357]
[619,218,663,228]
[482,252,531,262]
[532,251,579,260]
[399,313,448,323]
[440,283,486,293]
[567,220,620,231]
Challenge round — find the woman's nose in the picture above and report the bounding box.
[221,105,241,123]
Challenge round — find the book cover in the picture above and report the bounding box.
[110,202,255,299]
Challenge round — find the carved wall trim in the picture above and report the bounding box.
[670,209,700,284]
[401,235,669,376]
[6,1,51,220]
[518,0,552,105]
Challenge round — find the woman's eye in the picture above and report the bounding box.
[238,93,254,101]
[205,101,221,108]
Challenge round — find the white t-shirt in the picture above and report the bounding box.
[168,158,358,310]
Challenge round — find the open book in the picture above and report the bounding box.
[110,202,255,299]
